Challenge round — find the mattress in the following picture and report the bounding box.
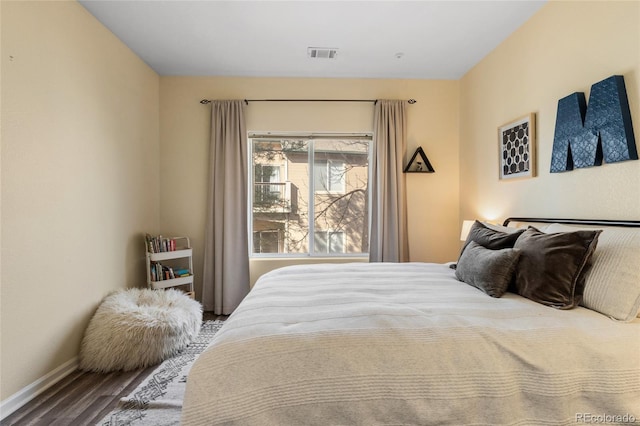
[182,262,640,425]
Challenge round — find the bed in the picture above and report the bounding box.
[182,218,640,426]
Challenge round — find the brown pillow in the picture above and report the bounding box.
[459,221,525,260]
[455,241,521,298]
[513,227,602,309]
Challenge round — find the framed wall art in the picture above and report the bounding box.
[498,113,536,180]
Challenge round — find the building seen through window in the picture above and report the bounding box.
[249,134,371,256]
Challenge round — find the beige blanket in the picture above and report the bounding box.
[182,263,640,425]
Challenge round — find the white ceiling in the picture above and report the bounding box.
[79,0,546,79]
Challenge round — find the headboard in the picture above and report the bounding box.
[503,217,640,228]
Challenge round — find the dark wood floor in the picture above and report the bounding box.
[3,313,225,426]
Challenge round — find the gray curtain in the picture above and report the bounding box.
[369,100,410,262]
[202,100,250,314]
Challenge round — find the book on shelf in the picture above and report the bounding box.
[150,262,190,282]
[173,268,190,277]
[145,234,183,254]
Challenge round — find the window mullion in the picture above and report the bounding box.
[308,139,315,256]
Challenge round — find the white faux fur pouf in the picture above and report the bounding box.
[79,288,202,373]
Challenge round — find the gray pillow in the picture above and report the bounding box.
[459,221,525,261]
[513,227,601,309]
[455,241,521,298]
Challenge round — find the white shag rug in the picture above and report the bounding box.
[98,320,224,426]
[80,288,202,372]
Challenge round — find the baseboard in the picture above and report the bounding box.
[0,356,79,421]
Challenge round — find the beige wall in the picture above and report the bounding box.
[460,1,640,224]
[1,1,159,400]
[160,77,460,290]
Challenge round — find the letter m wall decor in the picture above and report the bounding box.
[550,75,637,173]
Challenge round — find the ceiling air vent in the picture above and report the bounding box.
[307,47,338,59]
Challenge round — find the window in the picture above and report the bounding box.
[314,160,345,193]
[314,231,345,254]
[249,134,371,256]
[253,230,282,253]
[254,164,282,205]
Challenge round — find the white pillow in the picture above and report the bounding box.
[545,223,640,321]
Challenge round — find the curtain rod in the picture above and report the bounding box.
[199,98,417,105]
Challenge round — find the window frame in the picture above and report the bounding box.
[248,132,372,259]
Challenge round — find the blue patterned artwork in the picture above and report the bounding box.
[550,75,637,173]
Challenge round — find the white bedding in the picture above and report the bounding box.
[182,262,640,425]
